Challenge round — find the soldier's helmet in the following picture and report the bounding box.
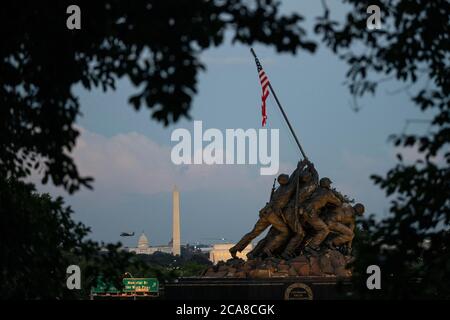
[319,177,332,188]
[353,203,365,215]
[277,174,289,185]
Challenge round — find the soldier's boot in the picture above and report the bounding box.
[281,233,304,260]
[246,251,255,260]
[281,251,294,260]
[263,247,274,258]
[230,217,271,258]
[229,246,238,259]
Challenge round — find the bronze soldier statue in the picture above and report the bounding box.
[325,203,365,253]
[229,161,307,258]
[301,177,342,254]
[280,160,319,259]
[294,160,319,204]
[245,160,319,259]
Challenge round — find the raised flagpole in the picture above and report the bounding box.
[250,48,308,161]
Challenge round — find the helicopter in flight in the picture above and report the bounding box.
[120,232,135,237]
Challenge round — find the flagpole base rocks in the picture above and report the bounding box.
[202,248,352,279]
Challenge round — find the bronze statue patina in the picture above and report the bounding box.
[229,162,302,258]
[203,160,365,278]
[324,203,365,254]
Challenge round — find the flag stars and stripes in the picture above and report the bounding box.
[256,62,270,127]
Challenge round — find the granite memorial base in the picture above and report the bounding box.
[164,276,352,300]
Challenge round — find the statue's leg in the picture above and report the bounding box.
[281,224,305,259]
[229,216,270,257]
[330,223,353,247]
[263,213,290,255]
[247,227,279,258]
[305,214,329,249]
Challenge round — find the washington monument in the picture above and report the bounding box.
[172,185,181,256]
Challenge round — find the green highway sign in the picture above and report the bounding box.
[123,278,159,293]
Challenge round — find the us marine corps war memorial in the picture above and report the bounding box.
[165,49,365,300]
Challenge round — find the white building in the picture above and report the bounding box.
[127,233,173,255]
[209,243,253,264]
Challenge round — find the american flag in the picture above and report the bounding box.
[254,56,270,127]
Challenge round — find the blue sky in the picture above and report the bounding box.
[35,0,429,247]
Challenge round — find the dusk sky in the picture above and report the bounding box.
[33,0,429,248]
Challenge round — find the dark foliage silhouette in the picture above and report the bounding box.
[0,0,316,193]
[315,0,449,298]
[0,177,143,299]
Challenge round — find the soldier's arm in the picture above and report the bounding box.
[328,192,342,207]
[297,161,314,182]
[296,184,317,203]
[288,160,306,183]
[308,162,319,183]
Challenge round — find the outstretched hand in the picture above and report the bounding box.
[298,158,313,169]
[297,159,307,168]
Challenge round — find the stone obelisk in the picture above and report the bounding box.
[172,185,181,256]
